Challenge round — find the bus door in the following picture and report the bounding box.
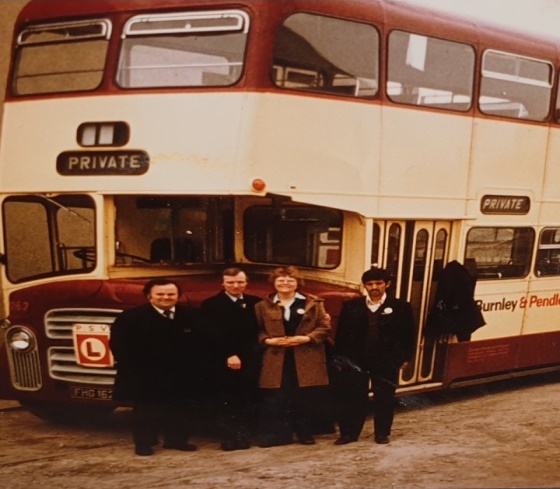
[0,196,10,324]
[380,220,451,387]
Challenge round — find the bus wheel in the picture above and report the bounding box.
[21,402,115,423]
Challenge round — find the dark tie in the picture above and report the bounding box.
[162,309,173,319]
[236,298,245,309]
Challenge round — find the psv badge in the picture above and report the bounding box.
[72,324,114,368]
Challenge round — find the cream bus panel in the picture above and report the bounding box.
[471,280,529,340]
[469,119,548,198]
[0,90,553,223]
[523,277,560,335]
[249,94,381,203]
[541,127,560,221]
[0,93,249,193]
[378,106,472,218]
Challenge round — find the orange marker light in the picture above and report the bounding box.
[252,178,266,192]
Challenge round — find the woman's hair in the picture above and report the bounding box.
[269,266,305,288]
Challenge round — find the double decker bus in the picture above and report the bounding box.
[1,0,560,418]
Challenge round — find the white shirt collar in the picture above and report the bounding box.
[273,292,306,304]
[274,292,306,320]
[365,293,386,312]
[225,292,243,302]
[153,305,175,316]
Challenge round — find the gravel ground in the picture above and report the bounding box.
[1,374,559,489]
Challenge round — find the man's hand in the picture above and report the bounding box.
[226,355,242,370]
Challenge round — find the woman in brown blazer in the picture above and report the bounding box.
[255,266,331,447]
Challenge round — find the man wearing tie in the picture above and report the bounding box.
[110,278,201,456]
[200,268,262,451]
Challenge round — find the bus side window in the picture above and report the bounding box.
[465,227,534,279]
[387,31,474,112]
[479,50,553,121]
[535,228,560,277]
[272,13,379,98]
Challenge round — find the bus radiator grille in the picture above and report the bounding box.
[48,346,115,385]
[44,308,121,339]
[7,348,42,391]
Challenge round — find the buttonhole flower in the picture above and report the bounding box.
[382,307,393,315]
[297,308,305,315]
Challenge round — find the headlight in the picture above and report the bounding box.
[6,327,35,352]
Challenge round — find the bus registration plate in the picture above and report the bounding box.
[72,324,114,367]
[70,386,113,400]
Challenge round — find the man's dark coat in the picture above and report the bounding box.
[109,303,200,402]
[335,295,416,377]
[199,291,262,394]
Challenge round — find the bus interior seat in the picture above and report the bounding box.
[150,238,194,263]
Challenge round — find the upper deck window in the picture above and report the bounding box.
[13,20,111,95]
[387,31,474,111]
[480,50,553,121]
[117,10,249,88]
[272,13,378,98]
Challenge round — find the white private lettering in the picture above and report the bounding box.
[130,155,140,168]
[80,156,91,169]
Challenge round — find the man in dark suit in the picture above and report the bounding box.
[109,278,201,456]
[333,267,415,445]
[199,268,262,451]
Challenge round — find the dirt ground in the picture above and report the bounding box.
[0,374,559,489]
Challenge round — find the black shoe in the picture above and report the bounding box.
[334,435,358,445]
[162,442,198,451]
[374,435,390,444]
[221,440,251,451]
[135,446,154,456]
[297,435,316,445]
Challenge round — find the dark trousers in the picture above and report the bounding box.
[257,385,325,445]
[334,368,398,438]
[256,355,323,445]
[132,400,191,448]
[218,385,258,445]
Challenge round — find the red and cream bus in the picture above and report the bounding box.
[1,0,560,418]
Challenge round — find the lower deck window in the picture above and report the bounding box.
[535,228,560,277]
[113,196,342,269]
[465,227,534,279]
[3,195,95,283]
[244,204,342,269]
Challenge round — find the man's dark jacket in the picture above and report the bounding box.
[199,291,262,393]
[109,303,201,402]
[334,296,416,377]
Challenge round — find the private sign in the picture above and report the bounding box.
[480,195,530,215]
[57,150,149,175]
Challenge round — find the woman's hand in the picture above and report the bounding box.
[264,336,311,347]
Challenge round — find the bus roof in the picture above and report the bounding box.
[17,0,559,61]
